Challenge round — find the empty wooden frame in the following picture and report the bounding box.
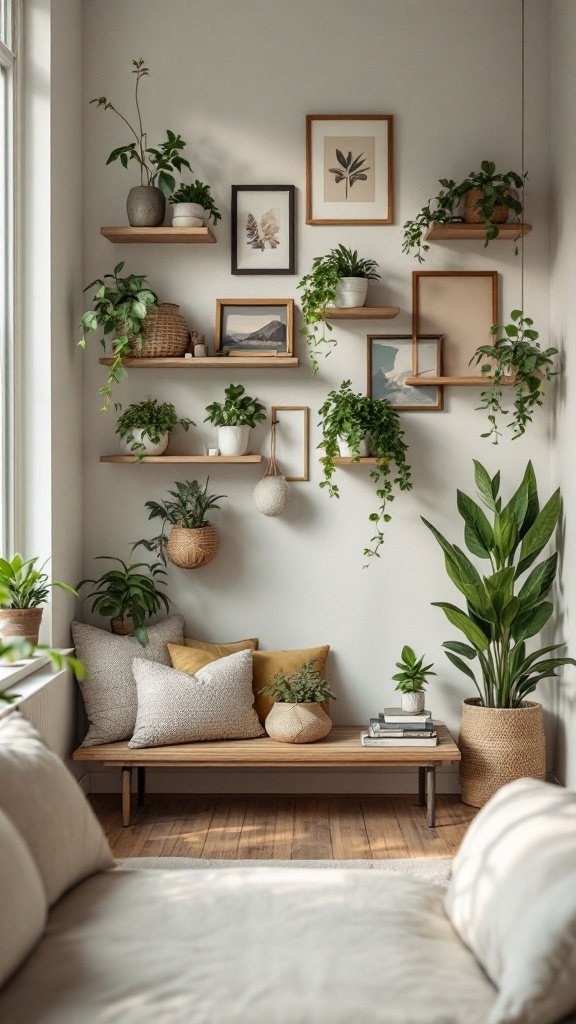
[270,406,309,481]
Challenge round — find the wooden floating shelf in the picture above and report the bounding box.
[424,223,532,242]
[99,356,299,369]
[332,457,380,465]
[405,376,514,387]
[323,307,400,320]
[100,227,216,244]
[100,455,264,464]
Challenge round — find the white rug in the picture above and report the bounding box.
[116,857,452,886]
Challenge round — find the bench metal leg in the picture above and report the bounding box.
[418,766,426,806]
[137,766,146,807]
[426,765,436,828]
[121,766,132,827]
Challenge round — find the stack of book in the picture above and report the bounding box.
[360,707,438,747]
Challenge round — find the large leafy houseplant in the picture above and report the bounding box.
[115,397,193,461]
[77,556,170,647]
[470,310,557,443]
[423,460,575,708]
[79,262,158,409]
[298,246,380,373]
[134,479,226,566]
[318,381,412,561]
[402,161,525,263]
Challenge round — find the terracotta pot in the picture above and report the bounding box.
[265,702,332,744]
[110,615,134,636]
[166,525,219,569]
[463,187,512,225]
[0,608,43,644]
[459,698,545,808]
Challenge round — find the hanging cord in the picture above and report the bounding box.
[520,0,525,315]
[265,419,283,478]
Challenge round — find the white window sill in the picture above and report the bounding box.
[0,650,74,711]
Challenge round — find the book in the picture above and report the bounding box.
[360,731,438,748]
[380,707,432,724]
[368,727,437,740]
[369,717,434,732]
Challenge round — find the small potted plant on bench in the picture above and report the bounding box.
[169,180,221,228]
[77,556,170,646]
[259,658,337,744]
[115,397,194,460]
[204,384,266,456]
[134,478,227,569]
[392,645,436,713]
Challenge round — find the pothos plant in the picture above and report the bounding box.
[470,310,557,443]
[115,397,194,461]
[204,384,266,428]
[318,380,412,562]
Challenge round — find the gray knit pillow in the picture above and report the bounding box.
[72,615,185,747]
[129,649,265,748]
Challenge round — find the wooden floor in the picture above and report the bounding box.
[91,794,477,860]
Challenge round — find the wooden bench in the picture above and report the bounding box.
[73,724,460,829]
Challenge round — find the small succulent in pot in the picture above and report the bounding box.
[169,180,221,226]
[393,645,436,713]
[115,397,194,461]
[204,384,266,456]
[77,556,170,647]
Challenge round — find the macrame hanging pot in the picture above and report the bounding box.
[253,419,290,517]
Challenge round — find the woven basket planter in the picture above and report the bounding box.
[459,698,546,808]
[265,702,332,744]
[0,608,43,644]
[130,303,189,359]
[166,525,219,569]
[111,615,134,637]
[463,188,510,225]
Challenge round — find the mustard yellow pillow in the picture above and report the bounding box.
[168,643,330,723]
[185,636,259,656]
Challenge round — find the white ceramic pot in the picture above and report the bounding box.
[400,691,425,714]
[337,434,370,458]
[194,344,208,357]
[120,430,170,457]
[218,425,251,457]
[171,203,205,228]
[253,475,290,517]
[335,277,369,308]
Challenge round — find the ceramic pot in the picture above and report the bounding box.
[459,698,546,808]
[119,430,170,458]
[337,434,370,458]
[335,277,369,308]
[166,525,219,569]
[111,615,134,636]
[253,475,290,517]
[265,702,332,744]
[0,608,43,644]
[218,425,250,457]
[126,186,165,227]
[400,691,425,714]
[171,202,204,228]
[194,344,208,358]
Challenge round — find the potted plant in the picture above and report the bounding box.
[134,478,227,569]
[469,309,557,443]
[298,245,381,373]
[204,384,266,456]
[423,459,576,807]
[259,658,336,743]
[91,58,193,226]
[402,161,525,263]
[392,646,436,713]
[115,397,194,460]
[169,180,222,228]
[0,555,77,644]
[318,381,412,561]
[77,556,170,647]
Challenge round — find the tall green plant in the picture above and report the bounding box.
[423,460,575,708]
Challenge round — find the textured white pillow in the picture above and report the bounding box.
[0,714,113,906]
[0,807,47,986]
[71,614,185,745]
[129,649,265,748]
[445,777,576,1024]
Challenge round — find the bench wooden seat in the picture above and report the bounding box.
[73,724,460,829]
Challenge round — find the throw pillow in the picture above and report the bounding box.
[0,714,113,907]
[0,807,47,987]
[184,635,259,656]
[72,614,185,746]
[445,777,576,1024]
[129,649,265,748]
[169,643,330,723]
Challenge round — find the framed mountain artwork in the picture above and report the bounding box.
[215,299,294,357]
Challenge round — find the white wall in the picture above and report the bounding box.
[82,0,554,792]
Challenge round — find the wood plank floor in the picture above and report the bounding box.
[91,794,477,860]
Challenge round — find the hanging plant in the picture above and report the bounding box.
[470,310,557,443]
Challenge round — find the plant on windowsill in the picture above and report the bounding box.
[0,555,77,645]
[115,397,194,461]
[298,246,380,373]
[133,478,227,570]
[402,161,525,263]
[318,380,412,562]
[393,646,436,714]
[469,310,557,444]
[259,658,337,743]
[77,556,170,647]
[169,181,222,227]
[422,459,576,807]
[204,384,266,456]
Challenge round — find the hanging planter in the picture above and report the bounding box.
[166,525,219,569]
[132,479,226,570]
[253,419,290,517]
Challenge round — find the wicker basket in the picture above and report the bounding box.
[264,702,333,744]
[459,698,545,808]
[130,303,190,359]
[0,608,43,644]
[166,525,219,569]
[111,615,134,636]
[463,188,510,225]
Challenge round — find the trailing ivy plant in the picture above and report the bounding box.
[133,479,226,565]
[169,180,221,225]
[318,381,412,562]
[259,658,336,704]
[115,397,194,461]
[470,310,557,444]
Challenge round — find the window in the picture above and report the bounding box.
[0,0,17,555]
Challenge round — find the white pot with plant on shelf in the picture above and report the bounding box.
[337,434,370,458]
[169,180,222,229]
[204,384,266,458]
[392,645,436,715]
[115,398,194,462]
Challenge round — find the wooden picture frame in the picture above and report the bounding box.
[367,334,443,411]
[231,185,296,275]
[306,114,393,225]
[271,406,309,481]
[215,299,294,357]
[412,271,499,382]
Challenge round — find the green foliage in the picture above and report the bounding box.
[169,180,221,225]
[402,161,525,263]
[298,246,380,373]
[77,556,170,647]
[204,384,266,428]
[318,381,412,562]
[0,554,77,609]
[470,310,557,443]
[90,59,192,196]
[78,262,158,410]
[259,658,337,704]
[0,639,85,704]
[133,479,226,565]
[115,398,193,461]
[392,645,436,694]
[422,459,576,708]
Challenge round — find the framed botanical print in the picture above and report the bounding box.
[368,334,443,411]
[215,299,294,357]
[231,186,295,275]
[306,114,393,225]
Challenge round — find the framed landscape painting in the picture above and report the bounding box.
[367,334,443,411]
[306,114,393,225]
[231,185,295,275]
[215,299,294,357]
